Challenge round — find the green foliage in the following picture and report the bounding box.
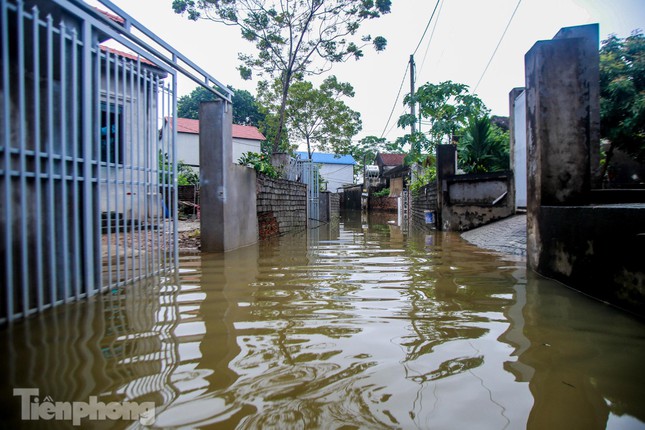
[600,30,645,163]
[458,116,509,173]
[408,161,437,195]
[347,135,398,178]
[238,151,279,178]
[159,151,199,185]
[372,187,390,197]
[177,85,265,126]
[287,76,362,158]
[398,80,488,155]
[173,0,391,152]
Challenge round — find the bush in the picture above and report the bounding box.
[372,188,390,197]
[238,152,279,178]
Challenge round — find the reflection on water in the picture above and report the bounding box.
[1,211,644,429]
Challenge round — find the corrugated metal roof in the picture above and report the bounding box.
[296,151,356,165]
[172,117,266,140]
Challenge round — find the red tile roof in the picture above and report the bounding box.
[99,45,158,68]
[377,153,405,166]
[94,8,125,25]
[172,117,266,141]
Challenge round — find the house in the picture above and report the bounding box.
[163,117,266,168]
[295,152,356,192]
[375,153,406,176]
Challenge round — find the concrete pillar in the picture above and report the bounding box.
[525,24,599,269]
[200,100,258,252]
[436,144,456,230]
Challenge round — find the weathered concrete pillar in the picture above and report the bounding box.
[200,100,258,252]
[436,144,456,230]
[525,23,599,269]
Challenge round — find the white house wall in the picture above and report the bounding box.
[175,132,262,168]
[513,90,527,208]
[320,163,354,192]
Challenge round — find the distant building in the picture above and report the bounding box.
[295,152,356,192]
[375,153,405,176]
[163,117,266,169]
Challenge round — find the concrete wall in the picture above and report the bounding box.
[317,192,341,223]
[200,101,258,252]
[525,24,645,317]
[256,175,307,239]
[441,172,515,231]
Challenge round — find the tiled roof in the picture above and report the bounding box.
[172,117,266,141]
[94,8,125,25]
[295,151,356,165]
[99,45,158,68]
[377,153,405,166]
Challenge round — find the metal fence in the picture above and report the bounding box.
[298,159,320,222]
[0,0,230,324]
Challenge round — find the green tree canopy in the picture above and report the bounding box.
[600,30,645,164]
[458,116,509,173]
[173,0,391,152]
[177,85,265,126]
[259,76,362,159]
[397,80,488,159]
[347,135,399,177]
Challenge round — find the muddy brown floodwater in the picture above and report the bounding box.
[1,211,644,429]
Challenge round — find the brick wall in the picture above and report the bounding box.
[256,175,307,239]
[411,183,438,229]
[369,196,398,212]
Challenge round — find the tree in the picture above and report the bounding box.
[458,116,509,173]
[285,76,362,159]
[398,81,488,158]
[172,0,391,152]
[348,135,398,178]
[600,30,645,168]
[177,85,265,126]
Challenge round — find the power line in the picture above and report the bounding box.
[379,62,410,139]
[473,0,523,94]
[417,0,444,79]
[380,0,441,140]
[412,0,442,56]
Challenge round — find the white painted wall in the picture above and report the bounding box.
[513,90,527,208]
[175,131,262,169]
[319,163,354,192]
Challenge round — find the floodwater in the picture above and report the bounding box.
[1,211,645,429]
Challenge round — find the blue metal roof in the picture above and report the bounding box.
[295,151,356,165]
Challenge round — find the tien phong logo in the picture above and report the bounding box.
[14,388,155,426]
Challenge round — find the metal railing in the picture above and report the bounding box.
[0,0,228,324]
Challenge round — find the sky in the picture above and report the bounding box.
[92,0,645,144]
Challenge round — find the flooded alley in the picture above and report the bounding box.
[1,212,644,429]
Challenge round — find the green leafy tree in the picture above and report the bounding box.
[172,0,391,152]
[177,85,265,126]
[286,76,362,159]
[458,116,509,173]
[348,135,398,178]
[398,81,488,158]
[600,30,645,169]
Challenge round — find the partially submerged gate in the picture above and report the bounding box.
[298,159,320,222]
[0,0,230,323]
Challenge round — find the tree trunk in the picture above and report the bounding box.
[306,136,312,160]
[273,72,292,153]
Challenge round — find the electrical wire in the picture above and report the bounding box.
[412,0,442,56]
[417,0,444,79]
[473,0,523,94]
[379,62,410,139]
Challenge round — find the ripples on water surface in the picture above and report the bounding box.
[1,212,644,429]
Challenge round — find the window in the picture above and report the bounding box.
[100,103,123,164]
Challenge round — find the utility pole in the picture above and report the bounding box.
[409,54,416,135]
